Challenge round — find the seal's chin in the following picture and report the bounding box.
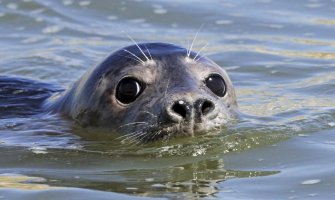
[128,122,216,143]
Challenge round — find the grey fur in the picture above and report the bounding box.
[45,43,238,141]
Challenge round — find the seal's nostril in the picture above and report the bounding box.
[172,102,187,118]
[201,100,214,115]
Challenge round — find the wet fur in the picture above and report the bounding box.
[44,43,238,142]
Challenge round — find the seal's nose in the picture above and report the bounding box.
[168,99,215,122]
[171,100,190,120]
[195,99,215,117]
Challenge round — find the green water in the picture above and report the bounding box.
[0,0,335,199]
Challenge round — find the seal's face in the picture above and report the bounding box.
[56,43,238,141]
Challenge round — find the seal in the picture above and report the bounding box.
[45,42,238,141]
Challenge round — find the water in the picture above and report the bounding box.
[0,0,335,199]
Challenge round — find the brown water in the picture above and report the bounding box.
[0,0,335,199]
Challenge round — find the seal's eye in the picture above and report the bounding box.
[205,74,226,97]
[116,77,144,104]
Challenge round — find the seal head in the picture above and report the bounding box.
[47,43,238,141]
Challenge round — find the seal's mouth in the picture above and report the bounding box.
[119,122,215,143]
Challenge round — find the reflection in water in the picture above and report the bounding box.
[0,174,55,190]
[316,19,335,26]
[255,46,335,59]
[0,0,335,199]
[0,152,278,197]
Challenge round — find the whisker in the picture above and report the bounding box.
[195,53,208,62]
[117,54,143,64]
[129,132,148,145]
[187,24,204,57]
[116,132,138,140]
[193,42,208,61]
[126,34,150,61]
[135,138,144,145]
[186,40,191,57]
[118,130,144,141]
[117,123,156,142]
[139,111,158,119]
[118,122,148,129]
[116,127,147,140]
[150,130,162,141]
[123,49,145,64]
[144,44,153,60]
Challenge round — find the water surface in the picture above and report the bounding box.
[0,0,335,199]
